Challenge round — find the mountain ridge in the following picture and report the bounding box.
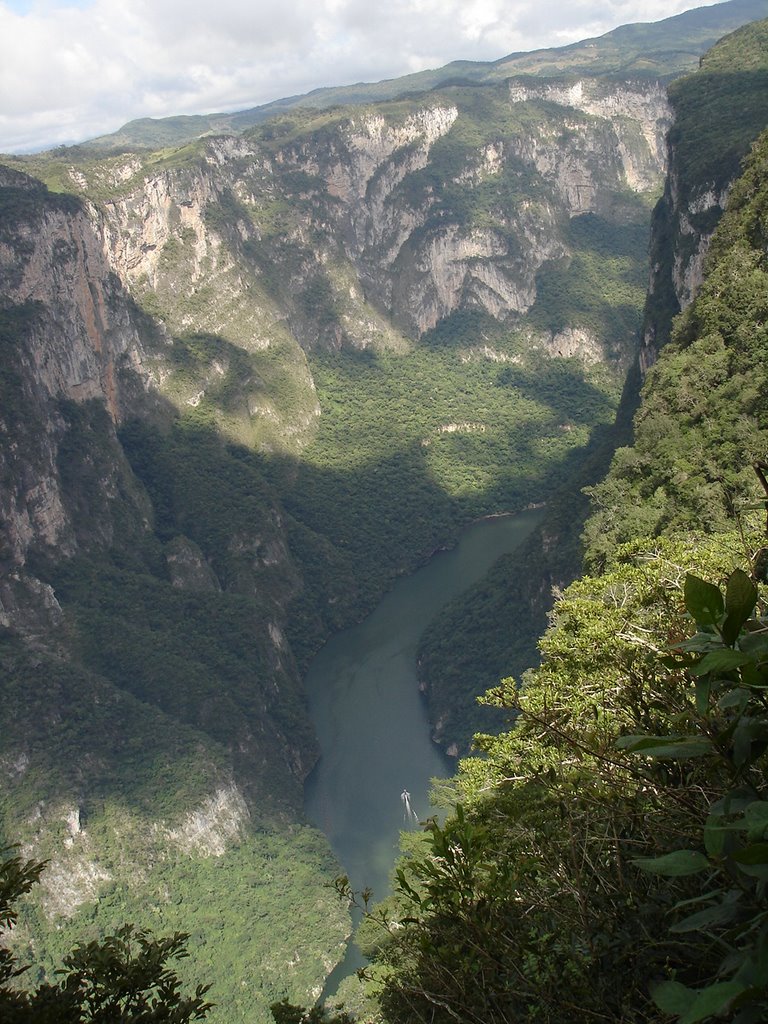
[40,0,768,156]
[2,7,768,1022]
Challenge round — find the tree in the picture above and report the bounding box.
[356,535,768,1023]
[0,850,212,1023]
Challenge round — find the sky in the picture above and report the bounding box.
[0,0,714,153]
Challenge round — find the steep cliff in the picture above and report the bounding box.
[416,19,768,756]
[0,166,348,1023]
[641,17,768,366]
[0,167,150,626]
[14,76,669,364]
[0,25,733,1021]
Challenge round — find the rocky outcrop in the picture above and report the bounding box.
[256,85,669,342]
[0,170,317,810]
[0,73,678,1012]
[641,154,731,372]
[21,82,669,381]
[0,171,155,628]
[507,78,671,192]
[167,783,250,856]
[0,170,147,417]
[668,173,731,308]
[165,536,222,591]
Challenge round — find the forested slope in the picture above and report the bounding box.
[418,15,768,755]
[3,10,768,1022]
[352,119,768,1024]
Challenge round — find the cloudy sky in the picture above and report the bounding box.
[1,0,713,153]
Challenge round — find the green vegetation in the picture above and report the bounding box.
[416,412,624,753]
[529,213,650,346]
[10,833,343,1024]
[587,127,768,566]
[7,17,768,1023]
[353,536,768,1023]
[0,392,349,1022]
[667,20,768,207]
[4,141,209,201]
[42,0,768,155]
[1,851,212,1022]
[644,16,768,347]
[338,121,768,1024]
[273,336,620,621]
[408,208,650,752]
[0,632,346,1024]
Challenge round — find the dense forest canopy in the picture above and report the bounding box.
[342,123,768,1024]
[3,7,768,1024]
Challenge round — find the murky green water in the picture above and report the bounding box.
[304,507,544,986]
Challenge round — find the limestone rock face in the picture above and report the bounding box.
[250,87,669,342]
[0,171,145,416]
[0,169,153,628]
[165,536,222,591]
[669,176,731,309]
[0,167,316,806]
[167,783,250,856]
[0,70,685,1017]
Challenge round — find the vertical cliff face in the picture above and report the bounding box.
[0,166,350,1024]
[25,78,670,377]
[640,145,732,373]
[640,18,768,370]
[0,65,681,1023]
[0,168,153,630]
[0,67,674,818]
[253,81,670,348]
[0,164,321,781]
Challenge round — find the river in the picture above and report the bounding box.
[303,506,545,987]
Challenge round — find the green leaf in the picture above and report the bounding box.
[673,888,726,911]
[744,801,768,839]
[695,678,711,715]
[711,788,757,816]
[632,850,710,877]
[678,982,746,1024]
[722,570,758,645]
[652,980,693,1015]
[738,661,768,688]
[718,688,751,711]
[669,900,740,933]
[685,574,724,626]
[732,843,768,865]
[692,649,753,676]
[676,633,727,654]
[732,719,768,768]
[732,1007,766,1024]
[737,630,768,656]
[617,735,713,758]
[733,862,768,881]
[704,818,733,857]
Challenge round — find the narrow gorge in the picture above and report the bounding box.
[2,3,768,1021]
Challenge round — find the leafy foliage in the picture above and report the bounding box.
[667,20,768,208]
[350,81,768,1024]
[586,126,768,568]
[0,853,212,1023]
[641,18,768,352]
[277,339,621,628]
[625,565,768,1023]
[354,533,768,1023]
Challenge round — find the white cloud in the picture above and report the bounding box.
[0,0,715,152]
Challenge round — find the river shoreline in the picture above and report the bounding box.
[303,506,546,997]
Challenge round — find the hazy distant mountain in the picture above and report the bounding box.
[76,0,768,154]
